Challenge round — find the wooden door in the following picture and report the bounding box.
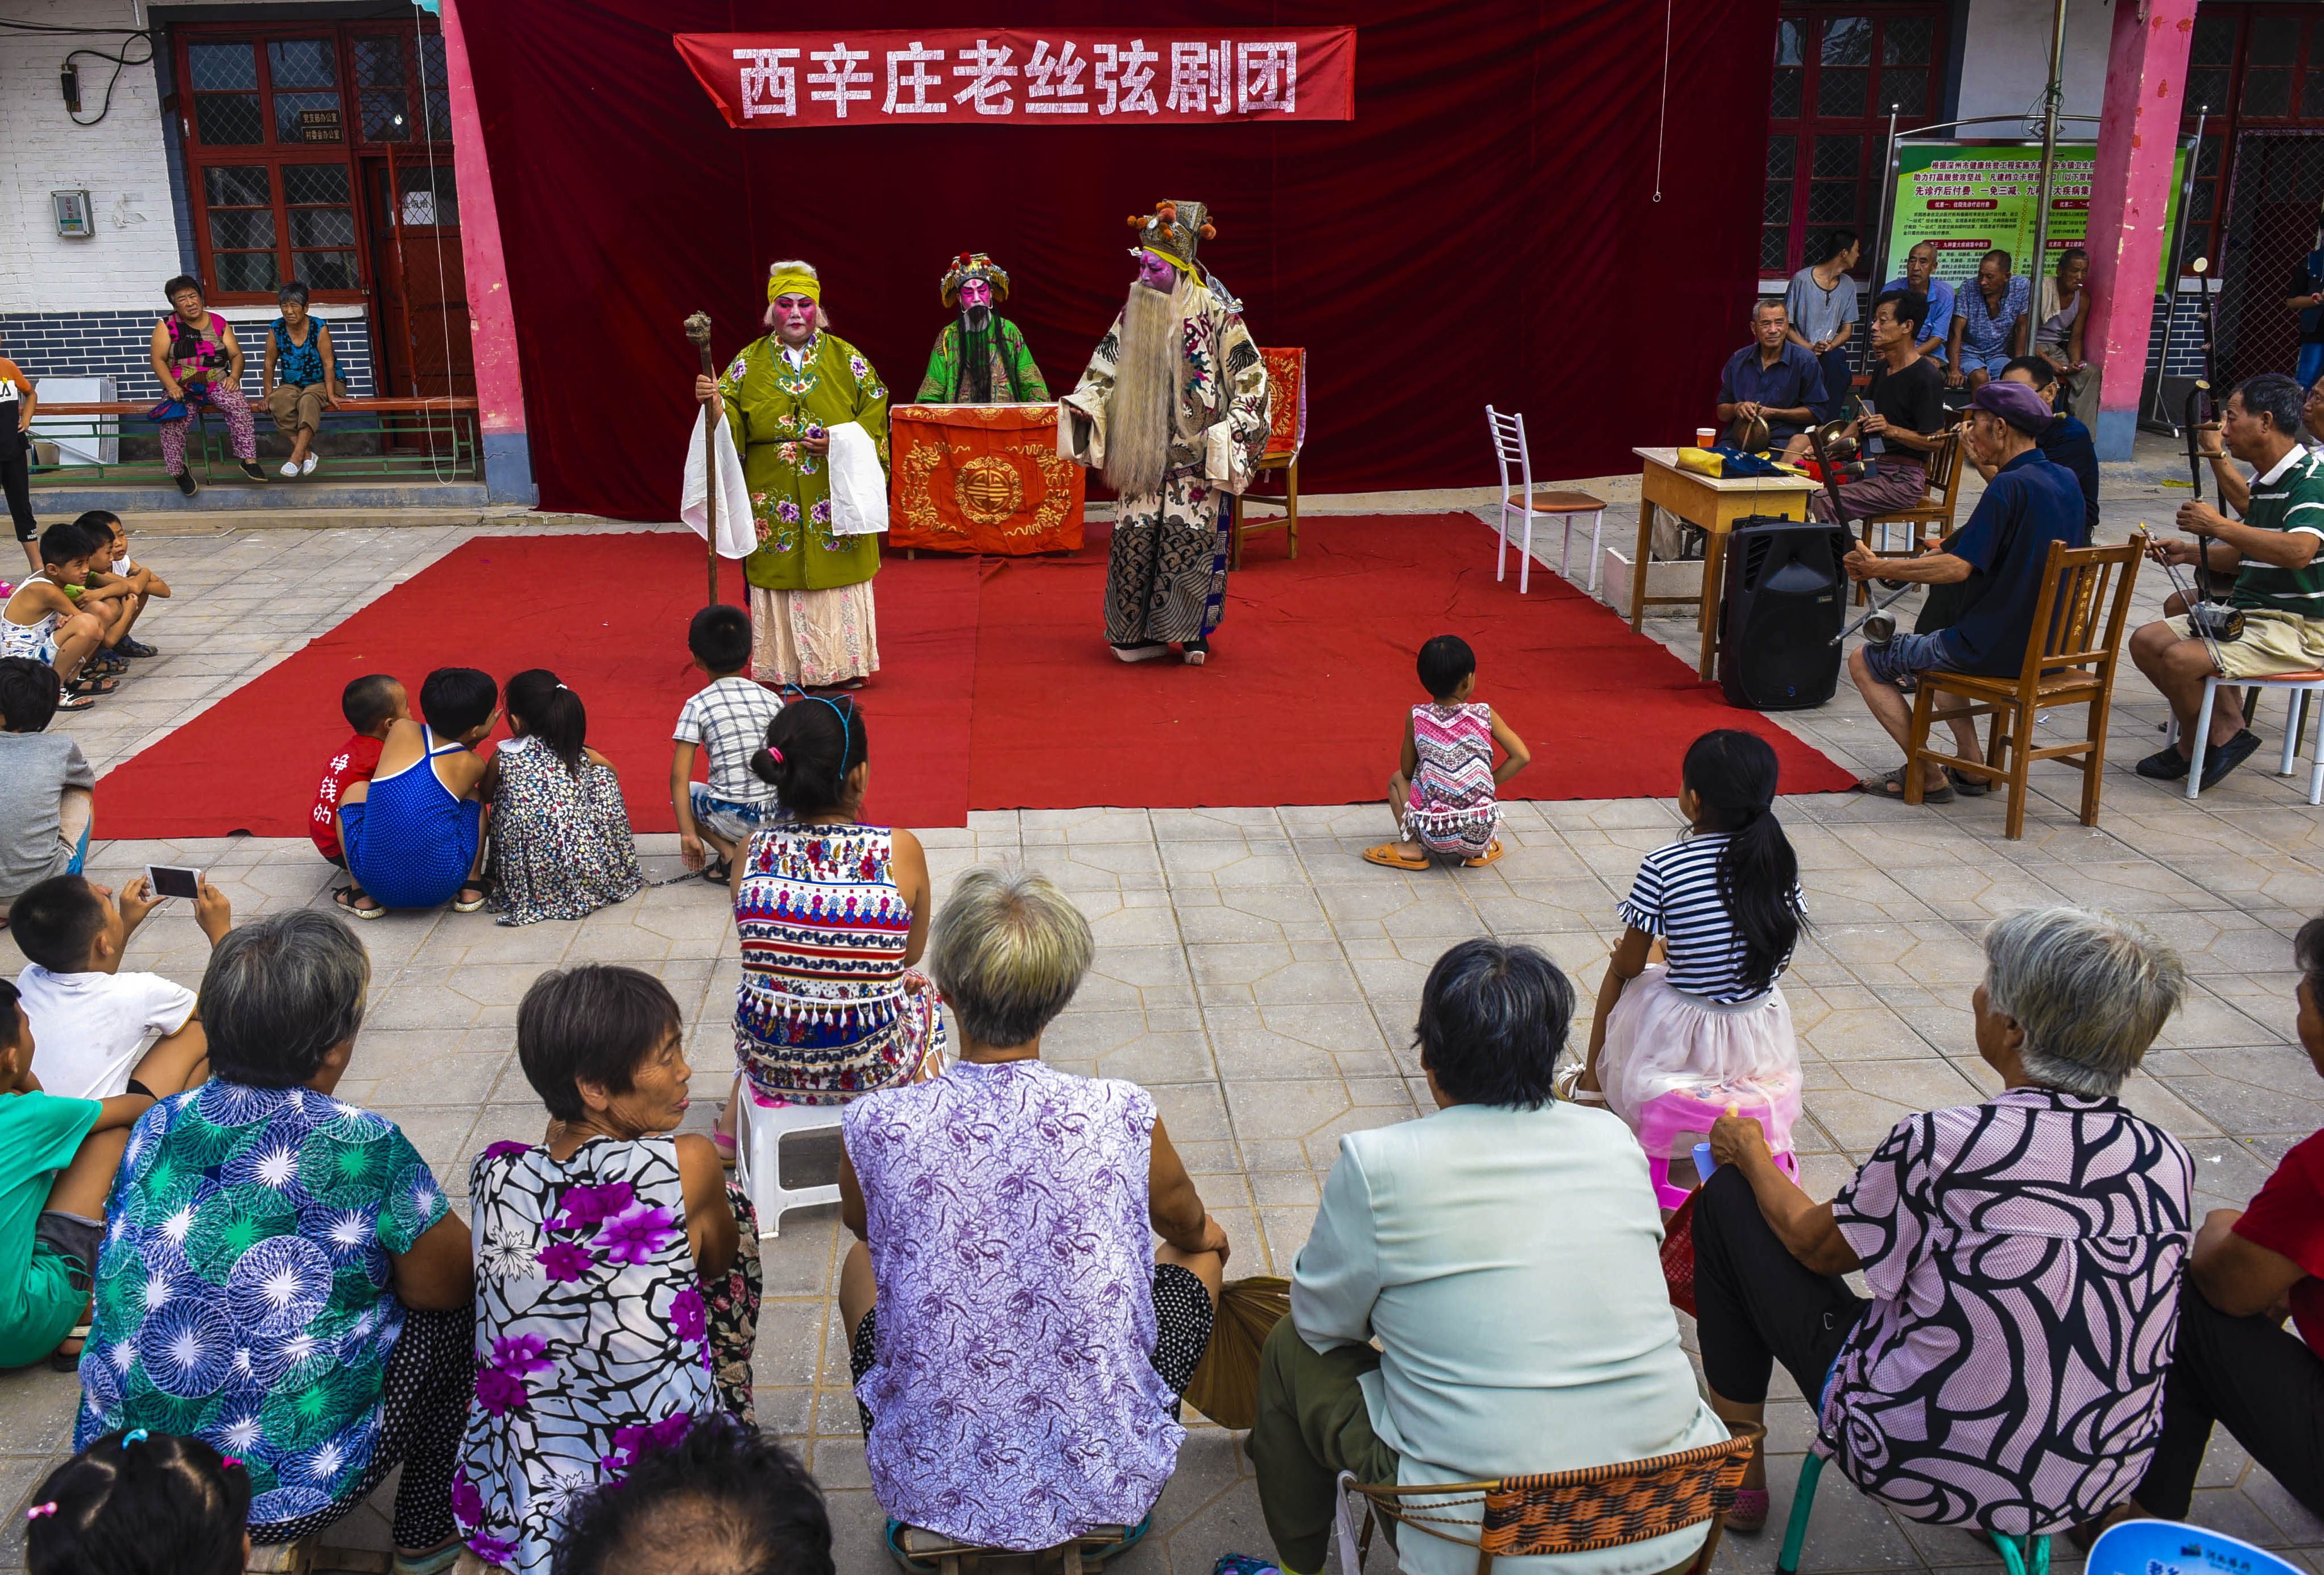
[363,152,473,401]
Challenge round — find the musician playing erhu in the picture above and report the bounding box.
[1784,289,1947,525]
[2130,373,2324,793]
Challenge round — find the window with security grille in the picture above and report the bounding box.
[2176,6,2324,284]
[1762,5,1947,276]
[173,22,453,304]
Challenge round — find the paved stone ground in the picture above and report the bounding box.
[3,436,2322,1575]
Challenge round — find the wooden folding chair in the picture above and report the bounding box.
[1854,429,1966,601]
[1338,1427,1759,1575]
[1230,346,1308,569]
[1903,531,2147,839]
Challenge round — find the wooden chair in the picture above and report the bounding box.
[888,1521,1133,1575]
[1902,531,2147,839]
[1852,429,1966,601]
[1230,346,1308,569]
[1337,1426,1759,1575]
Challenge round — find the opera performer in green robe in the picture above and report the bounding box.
[693,260,890,689]
[915,251,1049,404]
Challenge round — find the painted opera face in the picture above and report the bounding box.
[770,292,817,344]
[1134,248,1178,293]
[957,277,993,311]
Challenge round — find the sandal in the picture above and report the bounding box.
[1362,842,1431,870]
[1462,840,1506,867]
[452,885,487,913]
[332,886,386,920]
[1726,1486,1771,1533]
[1856,766,1953,805]
[64,671,120,700]
[1946,766,1993,797]
[47,1322,91,1373]
[702,856,731,884]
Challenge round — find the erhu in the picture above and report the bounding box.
[2177,258,2245,648]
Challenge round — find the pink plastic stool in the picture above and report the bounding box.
[1635,1087,1798,1209]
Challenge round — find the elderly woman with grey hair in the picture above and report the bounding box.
[72,910,474,1573]
[836,867,1229,1556]
[1691,904,2194,1547]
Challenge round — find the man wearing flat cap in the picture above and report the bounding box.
[1842,378,2084,805]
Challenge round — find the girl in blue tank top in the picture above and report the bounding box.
[335,667,498,915]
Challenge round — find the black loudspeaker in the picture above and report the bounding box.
[1717,517,1854,711]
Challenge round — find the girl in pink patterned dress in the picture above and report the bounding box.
[1365,635,1531,870]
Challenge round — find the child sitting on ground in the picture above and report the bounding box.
[0,658,94,920]
[25,1427,252,1574]
[0,979,168,1373]
[336,665,497,917]
[12,871,229,1105]
[552,1413,828,1575]
[1364,634,1531,870]
[1575,729,1807,1207]
[1,523,137,709]
[77,510,171,661]
[672,603,784,883]
[310,673,406,911]
[485,668,643,926]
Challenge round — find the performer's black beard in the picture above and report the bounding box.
[958,306,994,402]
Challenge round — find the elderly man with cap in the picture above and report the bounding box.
[2131,371,2324,792]
[1061,200,1271,667]
[1843,379,2085,805]
[916,253,1049,405]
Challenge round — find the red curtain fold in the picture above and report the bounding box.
[458,0,1777,520]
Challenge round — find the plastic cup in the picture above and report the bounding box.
[1693,1140,1717,1183]
[1696,427,1717,449]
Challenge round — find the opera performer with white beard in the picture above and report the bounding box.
[1060,200,1271,667]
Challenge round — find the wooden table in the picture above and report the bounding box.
[1630,447,1822,680]
[889,403,1085,555]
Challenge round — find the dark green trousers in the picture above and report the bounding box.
[1244,1316,1403,1574]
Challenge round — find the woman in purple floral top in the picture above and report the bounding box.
[1692,905,2193,1544]
[456,966,761,1575]
[838,869,1231,1553]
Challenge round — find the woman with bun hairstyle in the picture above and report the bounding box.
[717,696,945,1148]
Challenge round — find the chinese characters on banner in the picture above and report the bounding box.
[673,28,1355,127]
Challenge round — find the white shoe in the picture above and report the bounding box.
[1110,642,1168,663]
[279,461,300,477]
[301,454,319,475]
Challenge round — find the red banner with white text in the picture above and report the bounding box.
[673,28,1354,127]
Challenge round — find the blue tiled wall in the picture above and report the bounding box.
[0,311,377,402]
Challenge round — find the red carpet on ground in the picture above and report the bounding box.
[97,519,1856,838]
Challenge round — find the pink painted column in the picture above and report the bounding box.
[2084,0,2198,460]
[441,0,535,503]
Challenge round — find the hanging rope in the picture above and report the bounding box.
[402,7,461,484]
[1651,0,1674,202]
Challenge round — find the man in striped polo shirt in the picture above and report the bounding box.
[2132,373,2324,791]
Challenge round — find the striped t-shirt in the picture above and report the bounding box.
[2230,444,2324,617]
[1617,833,1804,1003]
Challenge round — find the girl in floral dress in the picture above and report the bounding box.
[458,965,759,1575]
[483,669,643,926]
[1365,635,1532,871]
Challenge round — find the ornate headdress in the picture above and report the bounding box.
[1124,200,1215,279]
[939,252,1010,309]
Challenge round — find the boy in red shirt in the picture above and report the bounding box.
[312,674,405,906]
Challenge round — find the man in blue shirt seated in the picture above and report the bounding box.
[1883,241,1956,369]
[1961,356,2098,542]
[1716,299,1826,449]
[1845,379,2086,804]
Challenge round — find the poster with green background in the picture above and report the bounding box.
[1883,142,2185,295]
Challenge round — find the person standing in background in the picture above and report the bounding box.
[1883,241,1955,368]
[1787,229,1861,422]
[2033,248,2093,421]
[0,343,36,575]
[2290,213,2324,393]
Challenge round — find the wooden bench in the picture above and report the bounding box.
[38,397,478,417]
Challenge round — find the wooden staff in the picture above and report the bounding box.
[684,311,718,606]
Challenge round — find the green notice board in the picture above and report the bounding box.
[1884,142,2185,295]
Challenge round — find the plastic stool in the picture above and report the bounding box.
[1776,1453,2049,1575]
[734,1093,844,1239]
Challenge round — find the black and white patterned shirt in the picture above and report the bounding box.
[672,676,784,803]
[1617,833,1803,1002]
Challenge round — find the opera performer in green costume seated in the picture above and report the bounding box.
[693,260,890,690]
[915,251,1049,405]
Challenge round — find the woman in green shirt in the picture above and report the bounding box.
[693,261,891,691]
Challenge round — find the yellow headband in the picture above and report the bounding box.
[767,269,821,305]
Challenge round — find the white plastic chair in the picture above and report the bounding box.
[2185,668,2324,801]
[734,1092,844,1238]
[1486,406,1606,594]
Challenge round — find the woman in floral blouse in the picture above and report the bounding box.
[456,965,760,1575]
[1692,904,2193,1543]
[693,258,890,690]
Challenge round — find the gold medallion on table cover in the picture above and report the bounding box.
[888,403,1086,554]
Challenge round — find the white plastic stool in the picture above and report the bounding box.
[734,1094,845,1239]
[2185,669,2324,802]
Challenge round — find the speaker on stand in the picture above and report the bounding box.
[1716,516,1854,710]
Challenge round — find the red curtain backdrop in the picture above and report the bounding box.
[457,0,1777,520]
